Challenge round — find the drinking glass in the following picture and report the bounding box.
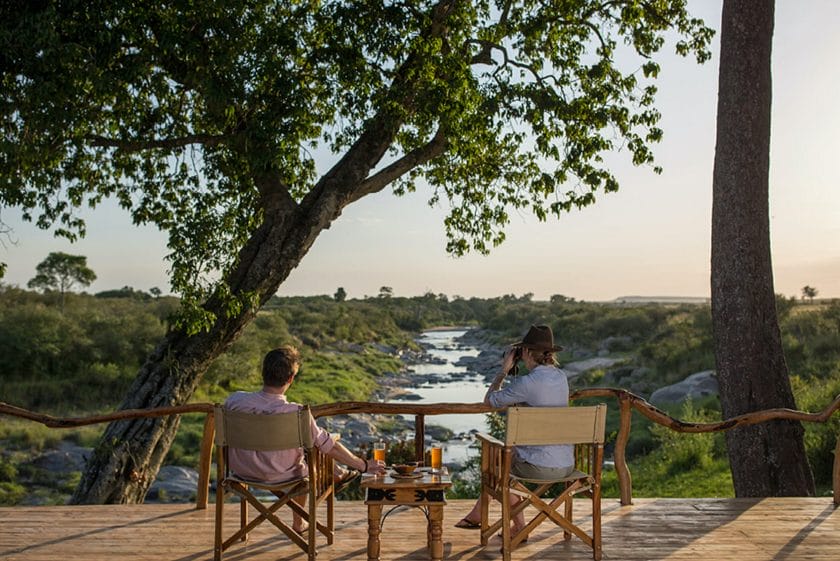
[373,441,386,463]
[429,441,443,473]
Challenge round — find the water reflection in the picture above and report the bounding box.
[390,329,491,464]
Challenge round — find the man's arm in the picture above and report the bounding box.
[484,349,518,406]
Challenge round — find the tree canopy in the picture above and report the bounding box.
[2,0,712,327]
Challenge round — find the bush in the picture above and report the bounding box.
[649,399,719,476]
[0,482,26,505]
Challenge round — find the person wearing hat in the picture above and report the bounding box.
[454,325,574,535]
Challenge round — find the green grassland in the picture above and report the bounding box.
[1,287,839,503]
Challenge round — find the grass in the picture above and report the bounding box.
[602,456,734,498]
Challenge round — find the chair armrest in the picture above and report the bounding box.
[475,432,504,448]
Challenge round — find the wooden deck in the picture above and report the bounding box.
[1,498,838,560]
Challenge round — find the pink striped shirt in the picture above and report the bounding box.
[223,390,336,483]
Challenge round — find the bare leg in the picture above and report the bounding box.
[458,498,481,525]
[292,495,308,533]
[509,492,525,533]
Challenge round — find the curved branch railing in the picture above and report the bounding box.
[2,388,839,509]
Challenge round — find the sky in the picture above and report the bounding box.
[1,1,839,302]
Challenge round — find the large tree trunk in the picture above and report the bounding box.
[711,0,814,497]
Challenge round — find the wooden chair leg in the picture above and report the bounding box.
[214,484,225,561]
[239,487,247,542]
[501,490,512,561]
[308,485,317,561]
[592,485,602,560]
[479,489,490,546]
[564,481,572,540]
[327,491,335,544]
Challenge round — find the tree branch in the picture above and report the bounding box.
[351,127,448,203]
[302,0,458,210]
[87,134,227,152]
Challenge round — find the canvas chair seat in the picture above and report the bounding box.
[225,472,311,493]
[213,404,335,561]
[509,469,591,485]
[476,404,607,561]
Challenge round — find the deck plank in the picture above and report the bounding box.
[1,498,838,560]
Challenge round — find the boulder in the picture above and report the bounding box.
[563,357,625,380]
[598,336,633,353]
[146,465,200,503]
[649,370,718,406]
[30,442,90,473]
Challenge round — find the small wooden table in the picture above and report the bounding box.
[361,468,453,561]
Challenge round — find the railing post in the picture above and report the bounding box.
[196,409,215,510]
[415,414,426,464]
[616,394,633,505]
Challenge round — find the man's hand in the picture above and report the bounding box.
[366,459,386,475]
[501,347,518,375]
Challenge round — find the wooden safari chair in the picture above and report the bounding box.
[213,404,335,561]
[476,404,608,561]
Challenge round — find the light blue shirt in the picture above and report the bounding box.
[487,364,574,469]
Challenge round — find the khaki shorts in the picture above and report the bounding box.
[511,456,575,481]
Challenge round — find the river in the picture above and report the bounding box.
[389,328,493,465]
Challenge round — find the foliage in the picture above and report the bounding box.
[636,307,714,384]
[1,1,713,331]
[648,399,721,476]
[790,374,840,492]
[0,287,176,413]
[602,456,733,498]
[602,399,732,498]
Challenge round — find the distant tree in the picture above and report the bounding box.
[378,286,394,299]
[96,286,151,300]
[27,252,97,310]
[333,287,347,302]
[149,287,162,299]
[711,0,814,496]
[550,294,574,304]
[0,262,5,280]
[801,286,817,303]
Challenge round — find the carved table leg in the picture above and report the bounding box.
[428,505,444,561]
[367,504,382,561]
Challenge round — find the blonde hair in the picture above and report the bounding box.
[525,347,558,366]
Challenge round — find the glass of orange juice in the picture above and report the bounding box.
[429,441,443,473]
[373,441,386,464]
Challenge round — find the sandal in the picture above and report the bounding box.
[334,468,361,494]
[454,518,481,530]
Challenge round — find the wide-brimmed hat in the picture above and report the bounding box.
[513,324,563,352]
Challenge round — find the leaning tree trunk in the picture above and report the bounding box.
[71,197,321,503]
[711,0,814,496]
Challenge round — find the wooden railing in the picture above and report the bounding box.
[2,388,839,509]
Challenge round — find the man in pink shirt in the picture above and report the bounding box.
[224,345,386,533]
